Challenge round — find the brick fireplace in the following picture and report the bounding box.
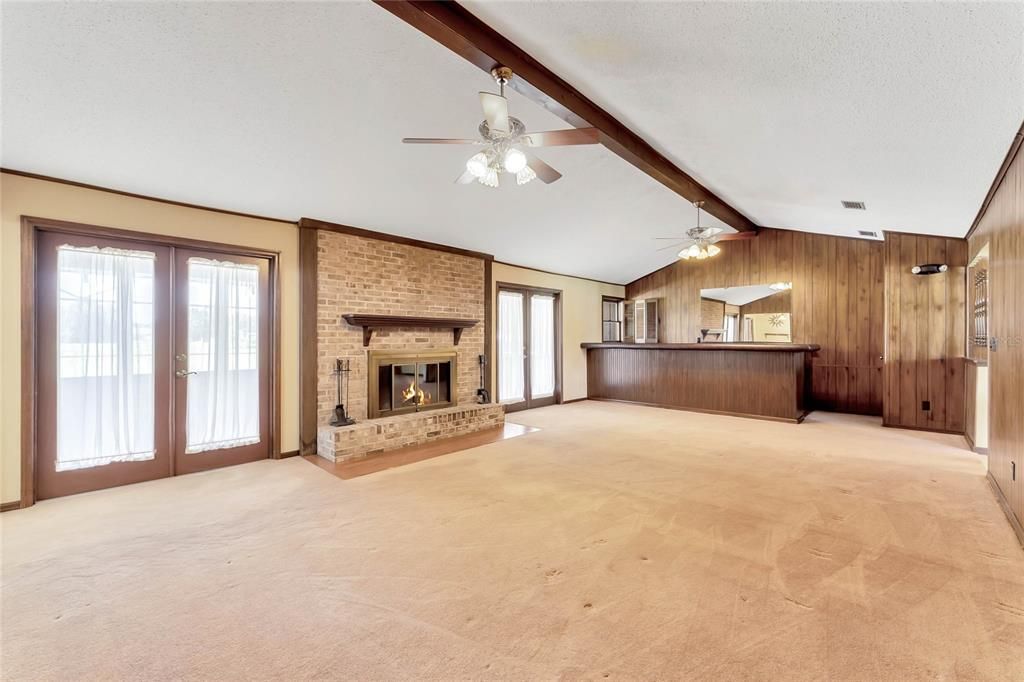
[313,229,503,462]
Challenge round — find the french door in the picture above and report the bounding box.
[497,284,560,412]
[36,230,271,500]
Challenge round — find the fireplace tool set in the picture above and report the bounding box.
[330,358,355,426]
[477,354,490,404]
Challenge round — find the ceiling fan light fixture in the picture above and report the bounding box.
[516,165,536,185]
[706,244,721,257]
[466,152,489,178]
[679,244,701,260]
[503,148,527,173]
[478,167,499,188]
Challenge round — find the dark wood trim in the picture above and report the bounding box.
[373,1,756,233]
[880,422,966,437]
[495,281,562,296]
[587,397,807,424]
[299,217,494,262]
[988,471,1024,549]
[20,218,37,509]
[966,119,1024,240]
[581,342,821,352]
[483,258,493,401]
[0,501,22,513]
[3,168,295,225]
[562,397,588,404]
[299,227,319,456]
[271,253,283,459]
[279,449,301,459]
[494,260,624,287]
[20,216,284,506]
[601,295,624,343]
[341,314,478,347]
[23,216,282,259]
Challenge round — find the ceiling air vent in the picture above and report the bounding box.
[842,200,867,210]
[858,230,878,238]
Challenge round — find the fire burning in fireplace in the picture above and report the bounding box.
[367,350,456,419]
[401,382,431,406]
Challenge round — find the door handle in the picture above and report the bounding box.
[175,370,197,378]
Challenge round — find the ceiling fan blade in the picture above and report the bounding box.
[479,92,509,134]
[403,137,480,145]
[696,227,725,239]
[715,231,758,241]
[523,151,562,183]
[521,127,600,146]
[656,241,689,252]
[455,169,476,185]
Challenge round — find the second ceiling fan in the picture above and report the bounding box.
[403,66,600,187]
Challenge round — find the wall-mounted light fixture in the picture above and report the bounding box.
[911,264,948,275]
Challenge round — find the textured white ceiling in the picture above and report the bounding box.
[1,0,726,284]
[3,2,1022,285]
[465,0,1024,239]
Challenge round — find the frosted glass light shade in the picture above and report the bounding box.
[479,167,499,188]
[504,148,527,173]
[466,152,489,178]
[516,166,536,185]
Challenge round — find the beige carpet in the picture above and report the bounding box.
[2,402,1023,681]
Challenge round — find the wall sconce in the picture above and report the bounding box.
[911,264,948,275]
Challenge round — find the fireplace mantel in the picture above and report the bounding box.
[342,314,479,347]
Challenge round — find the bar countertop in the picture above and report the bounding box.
[580,342,820,352]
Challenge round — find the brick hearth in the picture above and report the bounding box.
[316,403,505,463]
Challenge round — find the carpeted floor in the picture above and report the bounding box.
[2,402,1023,680]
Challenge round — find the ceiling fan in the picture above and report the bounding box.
[654,201,752,260]
[402,66,600,187]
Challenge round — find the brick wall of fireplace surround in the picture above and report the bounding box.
[316,230,486,424]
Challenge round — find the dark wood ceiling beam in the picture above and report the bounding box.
[375,0,758,233]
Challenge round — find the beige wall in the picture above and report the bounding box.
[0,173,300,504]
[491,263,624,402]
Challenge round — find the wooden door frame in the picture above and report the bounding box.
[20,215,283,509]
[495,282,563,412]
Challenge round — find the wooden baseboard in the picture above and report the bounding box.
[586,397,805,424]
[561,397,588,404]
[1,501,22,513]
[881,421,966,437]
[278,449,300,459]
[987,472,1024,549]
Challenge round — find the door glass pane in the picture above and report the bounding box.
[56,245,156,471]
[498,290,525,403]
[530,294,555,399]
[185,258,260,453]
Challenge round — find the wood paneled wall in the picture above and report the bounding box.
[968,129,1024,543]
[882,234,967,433]
[627,229,885,415]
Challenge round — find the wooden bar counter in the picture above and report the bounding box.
[581,342,820,423]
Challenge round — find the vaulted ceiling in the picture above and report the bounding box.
[3,2,1022,284]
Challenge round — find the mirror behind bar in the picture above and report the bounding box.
[698,283,792,343]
